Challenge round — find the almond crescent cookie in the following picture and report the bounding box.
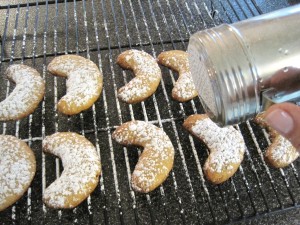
[42,132,101,209]
[116,50,162,104]
[183,114,245,184]
[254,113,299,168]
[0,64,45,121]
[112,121,174,193]
[47,55,103,115]
[157,50,198,102]
[0,135,36,211]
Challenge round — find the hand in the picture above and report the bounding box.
[264,102,300,152]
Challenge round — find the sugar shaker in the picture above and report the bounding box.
[188,5,300,126]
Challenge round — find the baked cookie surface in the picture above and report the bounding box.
[47,55,103,115]
[117,50,162,104]
[184,114,245,184]
[42,132,101,208]
[254,113,299,168]
[112,120,174,193]
[0,64,45,121]
[157,50,197,102]
[0,135,36,211]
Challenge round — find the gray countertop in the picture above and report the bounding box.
[236,207,300,225]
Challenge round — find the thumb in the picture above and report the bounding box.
[264,102,300,152]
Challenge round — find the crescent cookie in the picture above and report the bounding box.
[157,50,198,102]
[0,64,45,121]
[42,132,101,209]
[47,55,103,115]
[0,135,36,211]
[116,50,162,104]
[112,121,174,193]
[183,114,245,184]
[254,113,299,168]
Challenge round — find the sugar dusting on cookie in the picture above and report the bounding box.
[117,77,151,103]
[63,64,101,106]
[47,55,103,115]
[113,121,174,193]
[254,113,299,168]
[157,50,197,102]
[42,132,101,208]
[190,117,245,173]
[0,64,45,121]
[172,71,197,100]
[0,135,36,211]
[269,136,299,164]
[117,50,161,103]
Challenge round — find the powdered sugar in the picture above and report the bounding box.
[190,117,245,173]
[0,64,45,121]
[47,55,103,114]
[172,71,197,100]
[0,135,36,211]
[254,113,299,167]
[118,77,151,102]
[124,50,161,77]
[63,66,101,106]
[157,50,197,101]
[117,50,161,103]
[157,50,190,74]
[163,56,187,72]
[113,121,174,193]
[270,136,299,164]
[42,132,101,208]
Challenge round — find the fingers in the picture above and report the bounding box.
[264,103,300,151]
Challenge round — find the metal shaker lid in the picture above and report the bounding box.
[188,24,260,126]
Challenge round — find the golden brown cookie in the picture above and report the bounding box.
[0,135,36,211]
[183,114,245,184]
[112,121,174,193]
[116,50,162,104]
[42,132,101,209]
[254,113,299,168]
[47,55,103,115]
[157,50,198,102]
[0,64,45,121]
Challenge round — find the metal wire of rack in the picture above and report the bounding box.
[0,0,300,224]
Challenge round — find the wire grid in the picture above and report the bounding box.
[0,0,300,224]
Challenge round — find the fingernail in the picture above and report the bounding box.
[265,109,294,135]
